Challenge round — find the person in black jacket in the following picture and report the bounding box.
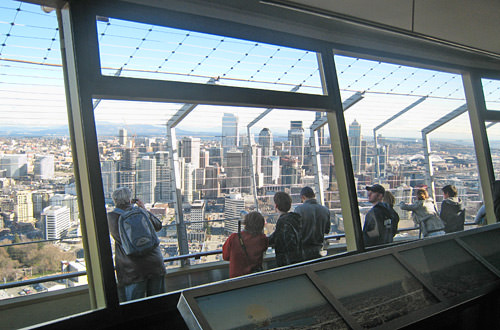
[268,192,303,267]
[363,184,399,247]
[440,185,465,233]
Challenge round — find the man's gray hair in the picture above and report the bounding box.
[112,187,132,207]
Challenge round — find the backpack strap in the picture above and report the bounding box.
[238,232,251,260]
[112,208,125,215]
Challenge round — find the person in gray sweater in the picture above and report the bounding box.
[294,187,331,261]
[400,188,445,237]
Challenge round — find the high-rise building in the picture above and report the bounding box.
[204,166,220,199]
[315,112,326,146]
[34,155,55,179]
[101,160,118,203]
[200,149,209,168]
[225,150,244,192]
[190,200,205,230]
[155,151,172,202]
[221,113,239,159]
[49,194,79,222]
[32,190,52,220]
[42,205,70,240]
[181,136,201,168]
[288,121,305,165]
[183,162,196,203]
[136,156,156,204]
[119,128,127,146]
[348,119,362,174]
[360,140,367,173]
[224,193,245,234]
[0,154,28,178]
[258,128,273,157]
[14,190,35,224]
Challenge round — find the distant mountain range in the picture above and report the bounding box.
[0,122,221,138]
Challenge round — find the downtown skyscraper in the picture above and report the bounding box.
[221,113,239,161]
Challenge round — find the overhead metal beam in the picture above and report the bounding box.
[422,104,468,134]
[373,96,427,178]
[95,75,333,112]
[310,92,364,130]
[421,104,467,199]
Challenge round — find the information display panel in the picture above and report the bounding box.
[460,229,500,272]
[399,240,499,298]
[193,275,348,330]
[316,255,438,328]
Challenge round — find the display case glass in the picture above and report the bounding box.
[399,240,499,298]
[194,275,348,330]
[316,255,438,328]
[460,229,500,271]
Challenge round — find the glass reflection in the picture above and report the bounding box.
[196,275,348,330]
[399,241,498,298]
[317,255,437,328]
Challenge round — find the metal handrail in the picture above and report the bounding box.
[0,222,478,291]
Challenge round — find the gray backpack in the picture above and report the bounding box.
[113,207,159,256]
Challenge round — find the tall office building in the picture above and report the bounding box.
[183,162,196,203]
[181,136,201,168]
[190,200,205,230]
[221,113,239,159]
[49,194,79,222]
[136,156,156,204]
[315,112,326,146]
[204,166,220,199]
[348,119,362,174]
[155,151,172,202]
[281,157,300,186]
[32,190,52,220]
[360,140,367,173]
[199,149,209,168]
[225,150,244,192]
[34,155,55,179]
[14,190,35,224]
[119,128,127,146]
[288,121,305,165]
[258,128,273,157]
[119,148,137,195]
[0,154,28,178]
[42,205,70,240]
[224,193,245,234]
[101,160,118,203]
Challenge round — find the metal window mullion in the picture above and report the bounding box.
[59,3,118,309]
[463,72,496,224]
[318,51,364,251]
[310,128,325,205]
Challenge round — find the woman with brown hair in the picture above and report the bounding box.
[399,188,445,237]
[223,211,268,278]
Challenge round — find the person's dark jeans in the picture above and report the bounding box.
[121,275,166,302]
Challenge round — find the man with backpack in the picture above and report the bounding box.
[268,191,303,267]
[107,187,165,302]
[363,184,400,247]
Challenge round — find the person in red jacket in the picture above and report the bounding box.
[223,211,268,278]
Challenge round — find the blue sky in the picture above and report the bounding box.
[1,0,500,142]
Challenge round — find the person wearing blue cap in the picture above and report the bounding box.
[363,184,399,247]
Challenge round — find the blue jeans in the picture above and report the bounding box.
[426,230,445,237]
[122,275,166,302]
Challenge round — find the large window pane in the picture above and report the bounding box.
[334,55,481,244]
[0,0,90,325]
[97,17,322,94]
[95,99,343,298]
